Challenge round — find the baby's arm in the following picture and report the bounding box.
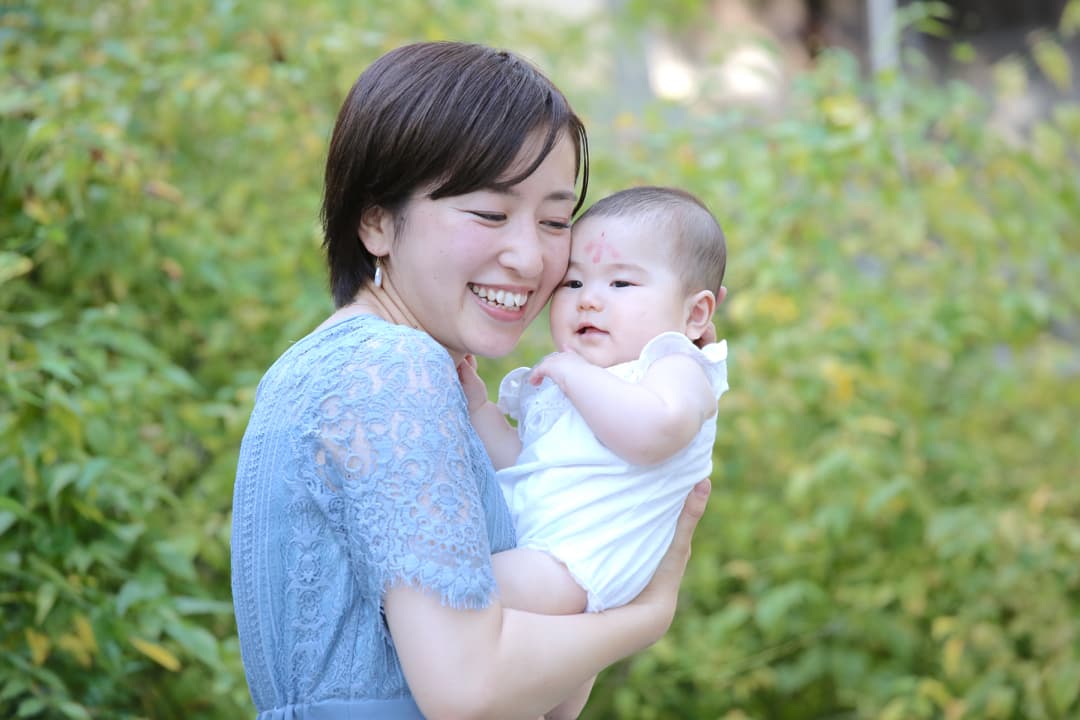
[531,350,715,466]
[457,355,523,470]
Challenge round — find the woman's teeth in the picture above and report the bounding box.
[470,285,527,310]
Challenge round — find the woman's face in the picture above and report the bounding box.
[384,132,577,361]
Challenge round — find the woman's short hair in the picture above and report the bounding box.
[321,42,590,307]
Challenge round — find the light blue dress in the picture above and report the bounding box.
[231,315,516,719]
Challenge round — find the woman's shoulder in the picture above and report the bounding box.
[289,314,452,370]
[256,315,454,402]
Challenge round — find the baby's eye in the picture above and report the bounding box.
[469,211,506,222]
[612,280,634,288]
[541,220,571,230]
[562,279,583,289]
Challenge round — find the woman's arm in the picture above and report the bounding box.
[384,479,711,720]
[544,677,595,720]
[458,355,522,469]
[531,351,716,466]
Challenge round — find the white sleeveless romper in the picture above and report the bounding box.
[496,332,728,612]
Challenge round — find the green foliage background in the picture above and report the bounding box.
[2,0,1078,717]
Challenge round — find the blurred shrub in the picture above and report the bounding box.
[2,0,1077,718]
[581,17,1080,720]
[0,0,591,716]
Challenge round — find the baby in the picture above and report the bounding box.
[460,185,729,615]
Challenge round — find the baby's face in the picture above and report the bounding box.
[549,215,692,367]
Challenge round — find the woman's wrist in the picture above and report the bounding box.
[625,585,677,643]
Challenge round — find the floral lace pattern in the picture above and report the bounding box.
[231,315,515,712]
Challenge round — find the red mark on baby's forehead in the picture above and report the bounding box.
[583,233,620,264]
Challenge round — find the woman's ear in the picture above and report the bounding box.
[684,289,717,342]
[358,205,395,256]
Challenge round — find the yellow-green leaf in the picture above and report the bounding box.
[130,637,181,672]
[1031,36,1072,90]
[0,252,33,285]
[25,628,50,666]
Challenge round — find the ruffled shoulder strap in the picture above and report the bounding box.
[639,331,729,400]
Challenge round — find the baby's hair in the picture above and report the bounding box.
[574,186,726,296]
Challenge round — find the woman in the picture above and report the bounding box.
[230,41,710,720]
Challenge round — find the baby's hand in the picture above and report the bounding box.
[529,348,590,388]
[456,354,489,412]
[695,285,725,348]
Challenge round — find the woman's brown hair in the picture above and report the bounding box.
[321,42,589,308]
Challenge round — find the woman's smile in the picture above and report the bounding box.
[469,283,530,311]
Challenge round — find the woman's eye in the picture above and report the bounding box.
[542,220,571,230]
[470,211,506,222]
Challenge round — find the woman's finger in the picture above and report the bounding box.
[669,478,710,562]
[644,479,711,597]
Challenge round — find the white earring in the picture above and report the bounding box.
[373,257,383,288]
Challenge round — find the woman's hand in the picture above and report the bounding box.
[630,478,711,636]
[695,285,725,348]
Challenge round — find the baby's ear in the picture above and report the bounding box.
[684,290,716,343]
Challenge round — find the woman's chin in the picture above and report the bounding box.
[469,331,524,359]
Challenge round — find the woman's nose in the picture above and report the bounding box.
[500,225,544,279]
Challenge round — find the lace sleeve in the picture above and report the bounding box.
[307,333,497,610]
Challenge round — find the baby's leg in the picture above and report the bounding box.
[493,548,587,615]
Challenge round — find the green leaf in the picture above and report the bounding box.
[115,574,166,616]
[9,310,63,329]
[16,697,45,717]
[0,675,30,702]
[0,497,32,522]
[173,596,234,616]
[0,86,37,116]
[75,457,110,492]
[55,701,92,720]
[34,583,57,626]
[0,511,15,536]
[1031,35,1073,90]
[1062,0,1080,37]
[867,477,911,516]
[1046,659,1080,715]
[46,463,79,502]
[165,621,222,670]
[754,581,826,635]
[0,252,33,285]
[152,537,199,582]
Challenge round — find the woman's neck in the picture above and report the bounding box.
[317,285,420,334]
